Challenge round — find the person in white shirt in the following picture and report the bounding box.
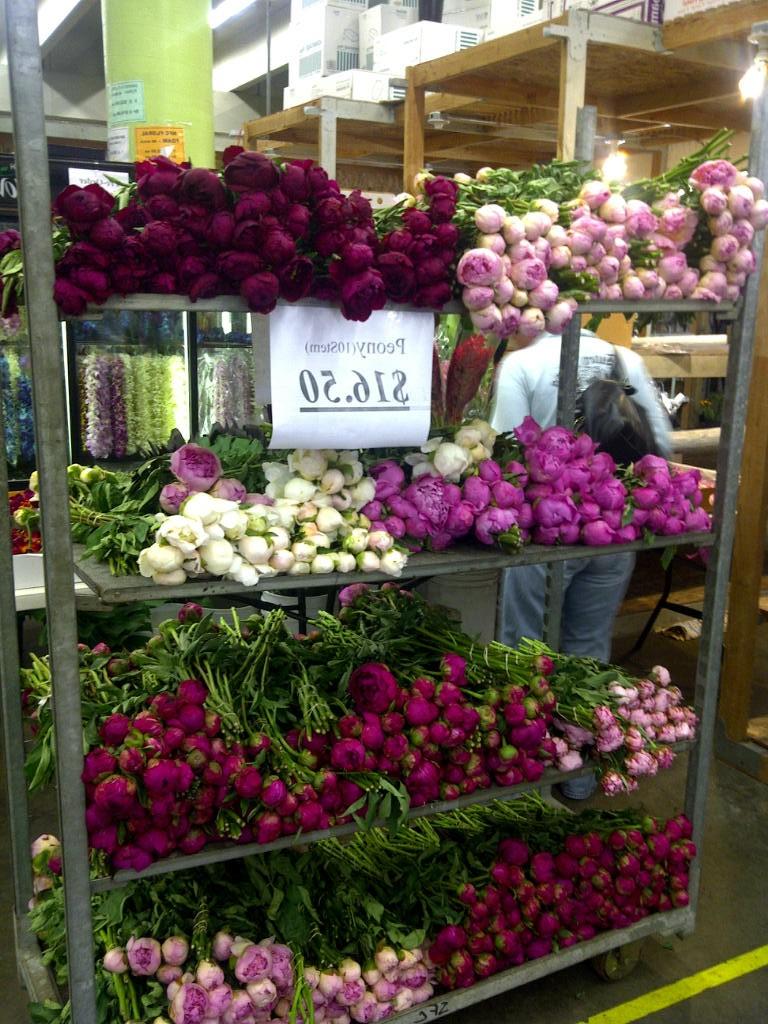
[490,330,671,662]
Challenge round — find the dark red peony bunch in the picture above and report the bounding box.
[377,177,459,310]
[50,151,462,322]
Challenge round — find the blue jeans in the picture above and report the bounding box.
[497,553,636,662]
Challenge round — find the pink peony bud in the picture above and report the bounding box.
[126,936,162,976]
[474,204,507,234]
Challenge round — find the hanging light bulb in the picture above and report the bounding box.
[740,21,768,101]
[603,148,629,182]
[739,60,767,101]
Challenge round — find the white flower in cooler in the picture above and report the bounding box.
[433,442,471,481]
[284,477,318,503]
[219,509,249,541]
[156,515,208,557]
[288,449,328,481]
[199,538,235,575]
[311,552,335,574]
[349,477,376,508]
[263,462,292,499]
[380,549,408,577]
[357,550,381,572]
[181,492,223,525]
[238,535,273,565]
[367,530,394,553]
[343,527,369,554]
[152,568,188,586]
[138,543,185,578]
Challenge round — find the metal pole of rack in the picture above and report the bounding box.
[5,2,97,1019]
[542,107,594,648]
[684,69,768,915]
[0,397,32,914]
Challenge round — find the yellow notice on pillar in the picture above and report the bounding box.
[134,125,187,163]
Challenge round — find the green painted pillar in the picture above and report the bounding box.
[101,0,214,168]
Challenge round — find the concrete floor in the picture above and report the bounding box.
[3,562,768,1023]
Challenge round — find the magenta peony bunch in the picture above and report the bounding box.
[513,418,711,546]
[431,813,696,990]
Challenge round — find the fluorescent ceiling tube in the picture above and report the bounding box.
[209,0,258,29]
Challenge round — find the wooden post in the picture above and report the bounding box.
[557,36,587,161]
[720,251,768,740]
[403,68,425,192]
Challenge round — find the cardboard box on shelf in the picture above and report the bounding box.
[663,0,737,20]
[283,79,321,107]
[483,0,556,38]
[289,2,361,80]
[310,68,393,100]
[359,4,418,69]
[290,0,368,21]
[372,20,484,76]
[441,0,493,30]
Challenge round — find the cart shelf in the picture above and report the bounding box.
[73,533,714,605]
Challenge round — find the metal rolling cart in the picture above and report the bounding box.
[1,2,767,1020]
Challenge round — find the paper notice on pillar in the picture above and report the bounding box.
[268,305,434,450]
[134,126,187,163]
[108,80,145,124]
[106,127,130,162]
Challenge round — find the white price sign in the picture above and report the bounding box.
[268,305,434,449]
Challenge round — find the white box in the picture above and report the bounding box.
[483,0,554,39]
[310,68,393,100]
[359,4,418,70]
[441,0,493,30]
[372,21,484,76]
[663,0,730,19]
[283,79,320,107]
[291,0,368,21]
[290,3,361,80]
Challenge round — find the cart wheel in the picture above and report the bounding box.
[591,941,643,981]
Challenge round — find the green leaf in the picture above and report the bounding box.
[660,545,677,571]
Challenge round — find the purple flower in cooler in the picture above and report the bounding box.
[348,663,398,713]
[126,936,162,976]
[170,443,222,491]
[170,982,209,1024]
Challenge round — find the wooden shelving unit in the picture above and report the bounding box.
[243,2,768,187]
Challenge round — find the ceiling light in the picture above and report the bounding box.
[740,20,768,100]
[739,60,767,100]
[209,0,258,29]
[603,149,629,182]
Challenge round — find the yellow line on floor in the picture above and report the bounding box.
[577,943,768,1024]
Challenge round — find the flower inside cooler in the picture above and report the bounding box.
[0,313,34,483]
[194,310,257,435]
[66,310,190,463]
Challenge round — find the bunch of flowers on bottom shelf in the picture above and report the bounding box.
[548,657,698,795]
[427,801,696,989]
[28,797,696,1023]
[102,932,433,1024]
[138,442,407,585]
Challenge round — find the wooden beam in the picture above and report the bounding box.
[613,78,739,118]
[410,18,561,89]
[670,39,750,70]
[403,71,425,192]
[663,0,768,50]
[243,103,321,145]
[558,39,586,161]
[721,250,768,741]
[620,105,751,132]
